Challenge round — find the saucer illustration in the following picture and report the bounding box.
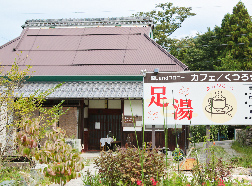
[203,89,237,123]
[205,90,233,116]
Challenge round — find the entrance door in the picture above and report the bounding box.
[88,109,122,150]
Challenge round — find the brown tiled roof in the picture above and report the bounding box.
[0,27,188,75]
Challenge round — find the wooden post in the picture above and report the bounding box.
[184,125,187,155]
[206,125,210,166]
[152,125,155,149]
[79,100,85,148]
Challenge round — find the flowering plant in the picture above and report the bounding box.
[35,127,84,185]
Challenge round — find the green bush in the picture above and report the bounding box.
[94,147,165,185]
[231,141,252,168]
[190,125,228,143]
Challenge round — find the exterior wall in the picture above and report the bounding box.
[89,100,121,109]
[0,105,7,151]
[124,100,142,130]
[5,114,15,155]
[122,126,189,151]
[236,128,252,146]
[0,104,16,155]
[89,100,107,109]
[108,100,121,109]
[59,107,78,138]
[124,100,142,116]
[84,100,88,119]
[38,106,78,144]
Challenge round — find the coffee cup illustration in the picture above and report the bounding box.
[205,90,233,115]
[208,97,226,110]
[203,89,236,123]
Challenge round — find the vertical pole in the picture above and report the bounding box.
[142,99,145,148]
[152,125,155,149]
[206,125,211,166]
[184,125,187,155]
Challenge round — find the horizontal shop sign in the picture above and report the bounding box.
[144,71,252,125]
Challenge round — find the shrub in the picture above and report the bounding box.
[190,125,228,143]
[35,127,85,185]
[231,140,252,168]
[94,146,165,185]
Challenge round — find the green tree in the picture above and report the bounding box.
[0,60,84,185]
[169,28,221,71]
[169,2,252,71]
[133,2,196,48]
[213,2,252,70]
[0,62,64,156]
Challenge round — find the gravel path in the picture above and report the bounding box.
[188,140,242,163]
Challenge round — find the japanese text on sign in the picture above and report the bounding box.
[145,72,252,83]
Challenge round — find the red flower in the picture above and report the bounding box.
[152,181,158,185]
[218,178,225,186]
[136,180,142,185]
[150,177,158,185]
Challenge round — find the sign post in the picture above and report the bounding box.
[206,125,211,166]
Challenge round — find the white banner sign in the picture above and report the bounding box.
[144,72,252,125]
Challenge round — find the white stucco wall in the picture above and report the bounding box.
[89,100,121,109]
[108,100,121,109]
[124,100,143,129]
[89,100,107,109]
[124,100,142,116]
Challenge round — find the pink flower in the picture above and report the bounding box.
[68,168,72,175]
[136,180,142,185]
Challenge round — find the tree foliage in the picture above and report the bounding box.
[169,28,221,71]
[169,1,252,71]
[0,61,65,156]
[190,125,228,143]
[0,59,84,185]
[214,1,252,71]
[133,2,196,48]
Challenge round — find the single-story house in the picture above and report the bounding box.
[0,17,189,151]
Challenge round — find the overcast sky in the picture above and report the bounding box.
[0,0,252,46]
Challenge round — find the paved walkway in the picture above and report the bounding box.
[188,140,242,163]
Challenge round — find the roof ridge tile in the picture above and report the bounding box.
[14,28,29,51]
[0,37,21,50]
